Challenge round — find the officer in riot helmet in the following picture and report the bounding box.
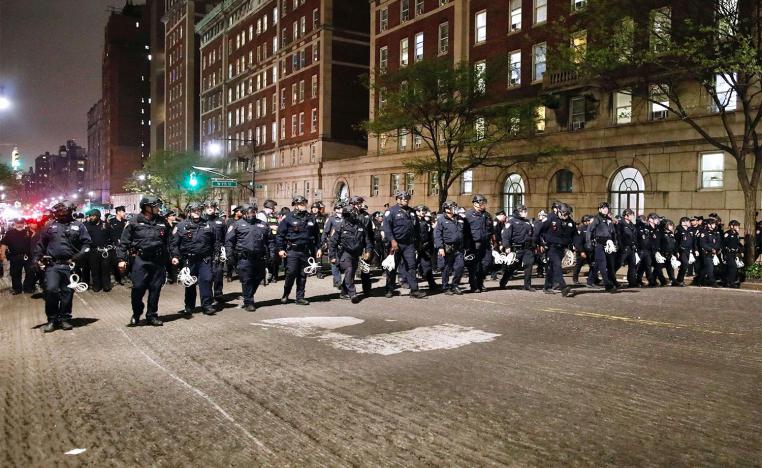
[275,195,322,304]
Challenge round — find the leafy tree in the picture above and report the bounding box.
[364,58,544,210]
[0,163,21,200]
[549,0,761,262]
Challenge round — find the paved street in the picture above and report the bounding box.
[1,272,761,466]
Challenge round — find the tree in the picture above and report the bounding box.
[549,0,761,262]
[364,58,542,210]
[123,150,214,210]
[0,163,21,200]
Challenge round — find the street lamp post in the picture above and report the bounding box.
[204,137,258,198]
[0,86,11,112]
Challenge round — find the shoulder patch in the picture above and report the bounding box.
[71,225,79,231]
[384,211,390,217]
[227,225,234,233]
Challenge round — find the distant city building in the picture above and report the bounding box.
[148,0,166,154]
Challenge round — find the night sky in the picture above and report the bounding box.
[0,0,132,169]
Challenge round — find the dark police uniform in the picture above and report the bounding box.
[573,222,595,284]
[171,217,216,312]
[636,220,658,286]
[500,213,535,289]
[83,217,114,292]
[654,227,677,286]
[203,213,226,299]
[225,216,275,308]
[330,210,369,299]
[118,213,171,321]
[108,215,128,284]
[2,227,36,293]
[586,213,618,289]
[276,210,321,301]
[534,213,576,291]
[722,229,740,287]
[617,220,640,287]
[434,213,466,292]
[698,227,721,286]
[322,212,344,287]
[464,208,492,292]
[675,225,694,285]
[224,213,240,281]
[259,209,281,282]
[383,203,420,294]
[417,215,438,290]
[356,208,375,295]
[34,217,92,324]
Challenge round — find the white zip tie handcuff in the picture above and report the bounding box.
[670,255,681,270]
[178,266,198,287]
[67,261,88,292]
[491,250,517,265]
[604,239,617,254]
[561,249,576,268]
[464,251,475,261]
[712,254,720,266]
[381,254,396,271]
[359,258,371,273]
[303,257,319,275]
[98,245,115,259]
[654,252,667,264]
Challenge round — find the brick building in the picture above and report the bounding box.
[196,0,370,207]
[313,0,760,229]
[148,0,167,154]
[85,1,151,203]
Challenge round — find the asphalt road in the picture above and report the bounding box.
[1,271,760,466]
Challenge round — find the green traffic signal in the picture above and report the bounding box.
[188,171,199,189]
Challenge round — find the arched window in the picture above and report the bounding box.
[502,173,525,214]
[609,167,645,215]
[335,182,349,202]
[554,169,573,193]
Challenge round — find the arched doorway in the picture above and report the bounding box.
[502,173,525,214]
[610,167,645,215]
[335,181,349,202]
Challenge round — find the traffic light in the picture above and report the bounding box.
[188,171,199,189]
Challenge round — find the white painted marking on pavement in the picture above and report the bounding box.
[65,448,86,455]
[257,317,500,355]
[117,328,271,454]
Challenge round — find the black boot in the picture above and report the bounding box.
[42,322,56,333]
[146,316,163,326]
[60,320,73,331]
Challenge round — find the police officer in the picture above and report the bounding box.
[33,200,92,332]
[225,205,243,282]
[383,191,426,299]
[654,219,677,286]
[617,209,640,288]
[534,210,548,278]
[464,194,492,293]
[586,202,618,292]
[434,201,466,295]
[118,196,171,326]
[349,196,375,296]
[330,202,370,303]
[500,204,535,291]
[534,203,576,297]
[83,209,114,292]
[321,202,345,289]
[572,215,594,285]
[108,206,128,284]
[225,203,275,311]
[415,204,438,290]
[697,217,721,287]
[276,195,322,305]
[171,202,217,317]
[491,210,507,280]
[722,220,741,288]
[371,211,385,266]
[0,218,36,294]
[202,200,226,301]
[636,213,660,287]
[310,201,328,279]
[258,199,280,282]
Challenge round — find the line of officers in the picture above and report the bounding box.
[23,190,751,332]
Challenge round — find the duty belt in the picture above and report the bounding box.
[287,244,310,252]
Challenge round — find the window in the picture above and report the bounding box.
[535,105,546,133]
[415,0,424,16]
[535,0,547,24]
[380,8,389,32]
[700,152,724,189]
[280,117,286,139]
[649,85,669,120]
[532,43,546,82]
[398,129,408,150]
[292,114,298,136]
[311,75,318,98]
[510,0,522,31]
[572,0,586,11]
[714,73,737,112]
[391,174,402,194]
[401,0,410,22]
[438,22,449,54]
[405,173,415,194]
[299,112,305,134]
[301,16,306,35]
[313,42,319,62]
[440,0,449,5]
[428,172,439,196]
[299,80,305,101]
[311,108,317,132]
[272,122,277,141]
[292,83,298,104]
[650,7,671,53]
[313,8,319,29]
[614,90,632,124]
[474,61,486,93]
[400,38,409,66]
[371,175,380,196]
[503,174,525,214]
[570,30,587,64]
[509,50,521,87]
[610,167,645,215]
[414,32,424,62]
[461,170,473,194]
[475,117,485,139]
[379,46,388,73]
[475,11,487,44]
[310,144,317,162]
[555,170,573,193]
[569,96,586,130]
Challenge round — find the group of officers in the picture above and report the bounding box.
[4,191,757,332]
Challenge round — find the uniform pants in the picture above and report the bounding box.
[591,244,616,289]
[237,257,266,306]
[700,254,716,285]
[88,250,112,292]
[637,249,656,286]
[268,255,281,281]
[500,249,534,289]
[9,255,35,293]
[283,250,309,300]
[438,250,464,290]
[386,243,419,292]
[547,245,567,290]
[130,256,167,318]
[573,251,594,282]
[693,253,704,284]
[724,253,738,285]
[44,264,75,322]
[185,258,213,309]
[676,250,691,284]
[620,247,639,286]
[212,261,224,298]
[654,254,675,285]
[339,252,359,296]
[418,251,437,288]
[467,243,490,290]
[226,254,237,280]
[110,249,124,284]
[331,263,341,285]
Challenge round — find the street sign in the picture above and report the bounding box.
[254,184,264,189]
[211,178,237,188]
